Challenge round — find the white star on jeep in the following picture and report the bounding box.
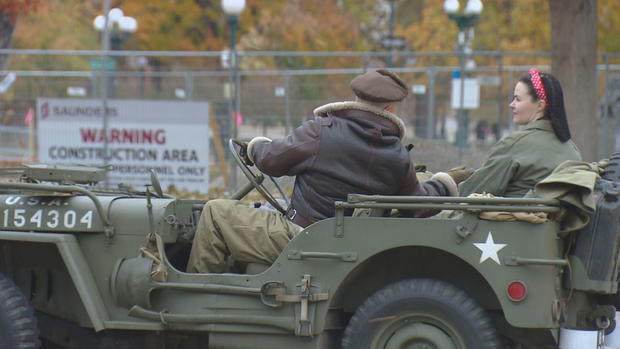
[473,232,507,265]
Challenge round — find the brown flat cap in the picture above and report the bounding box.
[350,69,408,103]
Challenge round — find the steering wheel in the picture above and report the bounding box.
[229,139,288,215]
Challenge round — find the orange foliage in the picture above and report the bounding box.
[7,0,620,57]
[0,0,40,24]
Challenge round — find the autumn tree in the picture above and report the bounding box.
[598,0,620,52]
[120,1,227,52]
[10,0,105,72]
[0,0,40,68]
[238,0,374,109]
[400,0,550,67]
[240,0,369,69]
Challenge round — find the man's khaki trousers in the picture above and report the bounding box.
[186,199,302,273]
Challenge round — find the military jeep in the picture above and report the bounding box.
[1,142,620,349]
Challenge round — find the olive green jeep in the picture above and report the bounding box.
[1,142,620,349]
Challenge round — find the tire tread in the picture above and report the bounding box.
[0,273,40,349]
[342,278,502,349]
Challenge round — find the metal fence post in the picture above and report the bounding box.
[426,67,436,139]
[507,70,515,133]
[285,73,291,134]
[497,54,504,142]
[99,0,111,187]
[185,71,194,100]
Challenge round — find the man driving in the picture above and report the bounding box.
[186,69,467,273]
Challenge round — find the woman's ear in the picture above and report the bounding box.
[537,99,547,113]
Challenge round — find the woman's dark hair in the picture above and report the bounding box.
[518,72,571,142]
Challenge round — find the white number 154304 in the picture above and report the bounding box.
[2,209,93,229]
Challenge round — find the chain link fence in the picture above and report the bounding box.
[1,50,620,190]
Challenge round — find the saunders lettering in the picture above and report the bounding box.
[53,105,118,117]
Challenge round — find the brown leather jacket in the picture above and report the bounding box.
[249,102,449,227]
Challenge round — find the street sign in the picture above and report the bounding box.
[451,78,480,109]
[174,88,186,99]
[220,50,230,69]
[66,86,87,97]
[380,36,406,49]
[274,87,286,97]
[0,72,16,93]
[223,83,232,99]
[37,98,210,192]
[411,85,426,95]
[90,57,117,71]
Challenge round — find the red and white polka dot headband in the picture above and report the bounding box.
[529,68,548,107]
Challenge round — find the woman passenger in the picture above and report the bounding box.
[459,68,581,197]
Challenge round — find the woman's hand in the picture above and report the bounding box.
[447,165,475,184]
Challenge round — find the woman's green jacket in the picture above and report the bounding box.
[459,119,582,197]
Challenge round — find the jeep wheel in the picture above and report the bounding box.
[342,278,501,349]
[0,273,40,349]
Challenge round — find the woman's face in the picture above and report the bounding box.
[509,82,545,125]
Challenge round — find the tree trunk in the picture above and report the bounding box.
[548,0,598,160]
[0,11,15,70]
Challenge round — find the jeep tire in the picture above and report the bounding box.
[342,278,502,349]
[0,273,40,349]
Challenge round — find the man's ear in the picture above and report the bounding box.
[383,104,394,112]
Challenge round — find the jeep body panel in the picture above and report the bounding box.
[0,176,614,349]
[0,194,174,331]
[1,202,563,332]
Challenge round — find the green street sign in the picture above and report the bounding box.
[90,57,117,71]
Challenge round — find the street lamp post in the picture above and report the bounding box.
[93,6,137,185]
[387,0,396,67]
[381,1,405,68]
[94,8,138,98]
[444,0,483,152]
[222,0,246,191]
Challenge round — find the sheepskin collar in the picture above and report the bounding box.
[313,101,406,139]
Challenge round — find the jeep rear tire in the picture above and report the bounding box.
[342,278,502,349]
[0,273,40,349]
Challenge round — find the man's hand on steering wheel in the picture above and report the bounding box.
[237,140,254,167]
[229,139,288,215]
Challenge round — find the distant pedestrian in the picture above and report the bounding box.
[475,120,488,143]
[491,123,501,142]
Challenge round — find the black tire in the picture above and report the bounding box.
[342,278,502,349]
[0,273,40,349]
